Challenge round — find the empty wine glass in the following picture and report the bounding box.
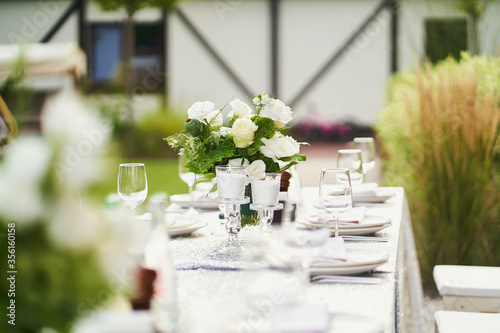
[178,149,198,216]
[319,168,353,238]
[118,163,148,217]
[354,137,376,176]
[337,149,363,185]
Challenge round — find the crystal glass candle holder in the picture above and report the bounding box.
[215,166,249,247]
[250,173,283,233]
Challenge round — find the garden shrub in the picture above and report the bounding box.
[376,54,500,284]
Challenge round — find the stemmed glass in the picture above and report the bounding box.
[354,137,376,177]
[118,163,148,217]
[337,149,364,185]
[178,149,198,216]
[319,168,353,238]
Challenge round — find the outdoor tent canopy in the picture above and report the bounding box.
[0,42,86,78]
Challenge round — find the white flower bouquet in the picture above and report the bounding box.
[165,93,307,178]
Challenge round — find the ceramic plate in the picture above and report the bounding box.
[309,248,389,276]
[306,215,391,230]
[168,221,208,237]
[353,188,395,203]
[334,223,391,236]
[170,194,219,210]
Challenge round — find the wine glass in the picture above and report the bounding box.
[354,137,376,176]
[336,149,363,185]
[178,149,198,216]
[117,163,148,217]
[319,168,353,238]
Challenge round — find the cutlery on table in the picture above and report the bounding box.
[342,236,388,242]
[311,275,383,285]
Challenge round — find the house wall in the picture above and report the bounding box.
[0,0,77,44]
[0,0,499,125]
[399,0,500,70]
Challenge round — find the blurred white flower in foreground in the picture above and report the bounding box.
[0,136,51,223]
[42,88,111,189]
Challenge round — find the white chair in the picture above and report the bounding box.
[435,311,500,333]
[433,265,500,312]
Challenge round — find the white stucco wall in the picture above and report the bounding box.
[168,0,270,113]
[0,0,499,124]
[0,0,77,45]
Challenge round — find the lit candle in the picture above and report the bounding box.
[216,166,247,200]
[251,173,281,206]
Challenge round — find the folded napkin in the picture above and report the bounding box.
[308,206,366,225]
[352,183,378,197]
[276,303,330,333]
[314,237,347,264]
[338,206,366,224]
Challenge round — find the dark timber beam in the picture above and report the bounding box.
[40,0,81,43]
[176,9,252,96]
[289,0,392,107]
[270,0,280,97]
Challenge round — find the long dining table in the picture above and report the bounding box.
[167,187,425,333]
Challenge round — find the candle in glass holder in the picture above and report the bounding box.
[216,166,247,200]
[251,173,281,206]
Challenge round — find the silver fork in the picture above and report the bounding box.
[342,236,389,242]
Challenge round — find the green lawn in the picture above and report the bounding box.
[89,157,188,204]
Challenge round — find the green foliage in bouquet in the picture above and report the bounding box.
[376,54,500,284]
[165,93,306,176]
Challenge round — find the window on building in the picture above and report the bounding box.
[90,22,164,91]
[425,18,468,63]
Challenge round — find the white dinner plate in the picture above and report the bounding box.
[306,215,391,230]
[334,223,391,236]
[353,188,395,203]
[168,221,208,237]
[309,248,389,276]
[170,194,219,210]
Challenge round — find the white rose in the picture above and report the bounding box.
[227,99,252,118]
[283,135,300,155]
[206,110,223,127]
[247,160,266,179]
[187,101,215,120]
[259,133,299,162]
[228,158,250,167]
[231,118,258,148]
[260,99,293,125]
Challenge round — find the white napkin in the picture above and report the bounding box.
[276,303,330,333]
[338,206,366,224]
[307,206,366,225]
[352,183,378,197]
[314,237,347,264]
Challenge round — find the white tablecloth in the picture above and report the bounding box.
[168,187,425,332]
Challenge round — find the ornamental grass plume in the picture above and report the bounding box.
[377,54,500,284]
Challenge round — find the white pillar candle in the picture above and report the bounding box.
[217,173,246,199]
[251,174,281,206]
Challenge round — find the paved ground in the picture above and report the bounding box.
[297,142,382,186]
